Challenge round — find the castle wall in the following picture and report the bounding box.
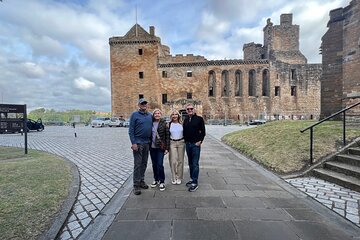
[343,0,360,112]
[321,0,360,118]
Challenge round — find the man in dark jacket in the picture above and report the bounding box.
[183,103,205,192]
[128,98,152,195]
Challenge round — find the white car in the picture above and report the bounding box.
[91,117,111,128]
[123,119,130,127]
[109,117,125,127]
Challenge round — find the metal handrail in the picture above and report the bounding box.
[300,101,360,164]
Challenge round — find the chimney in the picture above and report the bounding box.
[280,14,292,25]
[149,26,155,36]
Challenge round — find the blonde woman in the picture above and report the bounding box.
[168,110,185,185]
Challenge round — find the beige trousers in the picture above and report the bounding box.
[169,139,185,181]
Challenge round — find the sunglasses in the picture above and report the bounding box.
[186,108,194,111]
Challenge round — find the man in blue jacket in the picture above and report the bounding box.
[183,103,206,192]
[128,98,152,195]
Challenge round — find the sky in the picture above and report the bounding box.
[0,0,349,113]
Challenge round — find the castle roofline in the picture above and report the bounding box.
[158,59,269,68]
[109,24,160,44]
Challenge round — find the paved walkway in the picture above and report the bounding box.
[1,125,360,239]
[102,129,360,240]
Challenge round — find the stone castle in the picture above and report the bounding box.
[321,0,360,118]
[109,13,322,122]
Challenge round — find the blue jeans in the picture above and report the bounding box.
[133,144,149,187]
[185,143,201,185]
[150,147,165,183]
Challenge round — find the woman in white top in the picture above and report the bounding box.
[168,110,185,184]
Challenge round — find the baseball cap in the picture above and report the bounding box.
[138,98,148,104]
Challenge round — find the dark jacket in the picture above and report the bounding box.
[183,114,206,143]
[153,119,170,150]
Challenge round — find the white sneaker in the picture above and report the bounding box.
[171,180,177,185]
[150,181,159,188]
[176,179,182,184]
[159,183,166,191]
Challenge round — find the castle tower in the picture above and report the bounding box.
[109,24,165,118]
[263,14,307,64]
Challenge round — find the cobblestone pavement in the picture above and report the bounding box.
[0,126,133,239]
[287,177,360,227]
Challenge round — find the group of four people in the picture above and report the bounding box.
[128,98,206,195]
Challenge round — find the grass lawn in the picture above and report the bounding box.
[0,146,72,240]
[222,120,360,174]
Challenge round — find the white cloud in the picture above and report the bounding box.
[74,77,95,90]
[20,62,46,78]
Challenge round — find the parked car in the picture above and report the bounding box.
[27,118,45,131]
[91,117,111,128]
[109,117,125,127]
[247,119,266,126]
[123,119,130,127]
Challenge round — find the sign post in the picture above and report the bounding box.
[0,104,27,154]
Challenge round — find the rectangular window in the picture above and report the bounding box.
[275,86,280,96]
[139,72,144,79]
[138,49,143,55]
[162,94,167,104]
[291,86,297,96]
[187,71,192,77]
[187,92,192,99]
[291,69,296,80]
[139,94,144,99]
[162,71,168,78]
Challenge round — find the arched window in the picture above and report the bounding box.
[235,70,242,96]
[208,71,216,97]
[221,70,229,97]
[248,69,256,96]
[262,69,270,96]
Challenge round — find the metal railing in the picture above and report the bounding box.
[300,101,360,164]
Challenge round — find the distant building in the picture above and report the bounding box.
[110,14,321,122]
[321,0,360,119]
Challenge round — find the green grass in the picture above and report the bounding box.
[0,147,72,240]
[222,120,360,174]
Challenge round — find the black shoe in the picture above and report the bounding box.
[188,184,198,192]
[140,181,149,189]
[186,181,193,187]
[150,181,159,188]
[133,188,141,195]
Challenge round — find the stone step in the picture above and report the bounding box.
[312,168,360,192]
[348,147,360,156]
[324,161,360,179]
[336,154,360,167]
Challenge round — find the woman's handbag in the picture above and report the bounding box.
[156,131,167,151]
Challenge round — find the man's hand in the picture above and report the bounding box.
[131,144,138,151]
[195,141,202,146]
